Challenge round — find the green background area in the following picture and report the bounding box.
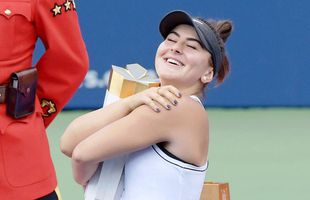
[47,109,310,200]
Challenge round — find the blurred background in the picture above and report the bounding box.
[37,0,310,199]
[36,0,310,108]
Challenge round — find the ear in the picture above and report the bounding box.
[201,69,214,84]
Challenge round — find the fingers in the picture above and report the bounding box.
[134,85,182,113]
[157,85,181,106]
[144,97,161,113]
[149,92,172,111]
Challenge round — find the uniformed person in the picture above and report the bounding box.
[0,0,89,199]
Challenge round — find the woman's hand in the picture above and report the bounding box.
[122,85,181,112]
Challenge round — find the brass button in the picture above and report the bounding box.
[4,9,12,16]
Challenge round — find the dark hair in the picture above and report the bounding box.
[198,18,233,85]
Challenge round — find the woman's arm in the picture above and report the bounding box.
[60,100,131,157]
[71,104,177,185]
[60,85,181,157]
[70,95,207,186]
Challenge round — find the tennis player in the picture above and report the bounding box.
[61,10,233,200]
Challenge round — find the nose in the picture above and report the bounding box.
[170,42,183,54]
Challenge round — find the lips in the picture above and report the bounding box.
[165,57,185,67]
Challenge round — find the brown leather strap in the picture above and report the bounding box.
[0,85,8,103]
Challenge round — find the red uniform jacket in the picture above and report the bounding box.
[0,0,89,199]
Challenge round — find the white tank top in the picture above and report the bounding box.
[120,95,208,200]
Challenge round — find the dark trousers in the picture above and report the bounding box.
[36,191,58,200]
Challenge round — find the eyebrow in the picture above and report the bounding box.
[169,31,203,47]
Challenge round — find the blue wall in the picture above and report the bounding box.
[36,0,310,108]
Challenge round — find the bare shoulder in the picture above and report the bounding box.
[175,96,209,129]
[129,95,209,134]
[124,96,209,164]
[178,95,208,115]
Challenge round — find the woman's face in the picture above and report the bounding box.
[155,24,214,89]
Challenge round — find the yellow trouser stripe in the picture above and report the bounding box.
[55,186,63,200]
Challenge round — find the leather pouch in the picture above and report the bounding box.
[6,68,38,119]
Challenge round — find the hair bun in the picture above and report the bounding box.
[215,20,233,43]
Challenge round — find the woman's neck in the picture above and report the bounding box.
[161,81,204,99]
[181,88,203,99]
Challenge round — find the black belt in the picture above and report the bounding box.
[0,85,8,104]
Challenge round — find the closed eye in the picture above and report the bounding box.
[187,38,203,50]
[187,45,197,50]
[167,38,176,43]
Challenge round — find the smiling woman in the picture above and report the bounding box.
[155,24,215,91]
[60,10,233,200]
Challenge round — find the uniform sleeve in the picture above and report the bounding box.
[33,0,89,127]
